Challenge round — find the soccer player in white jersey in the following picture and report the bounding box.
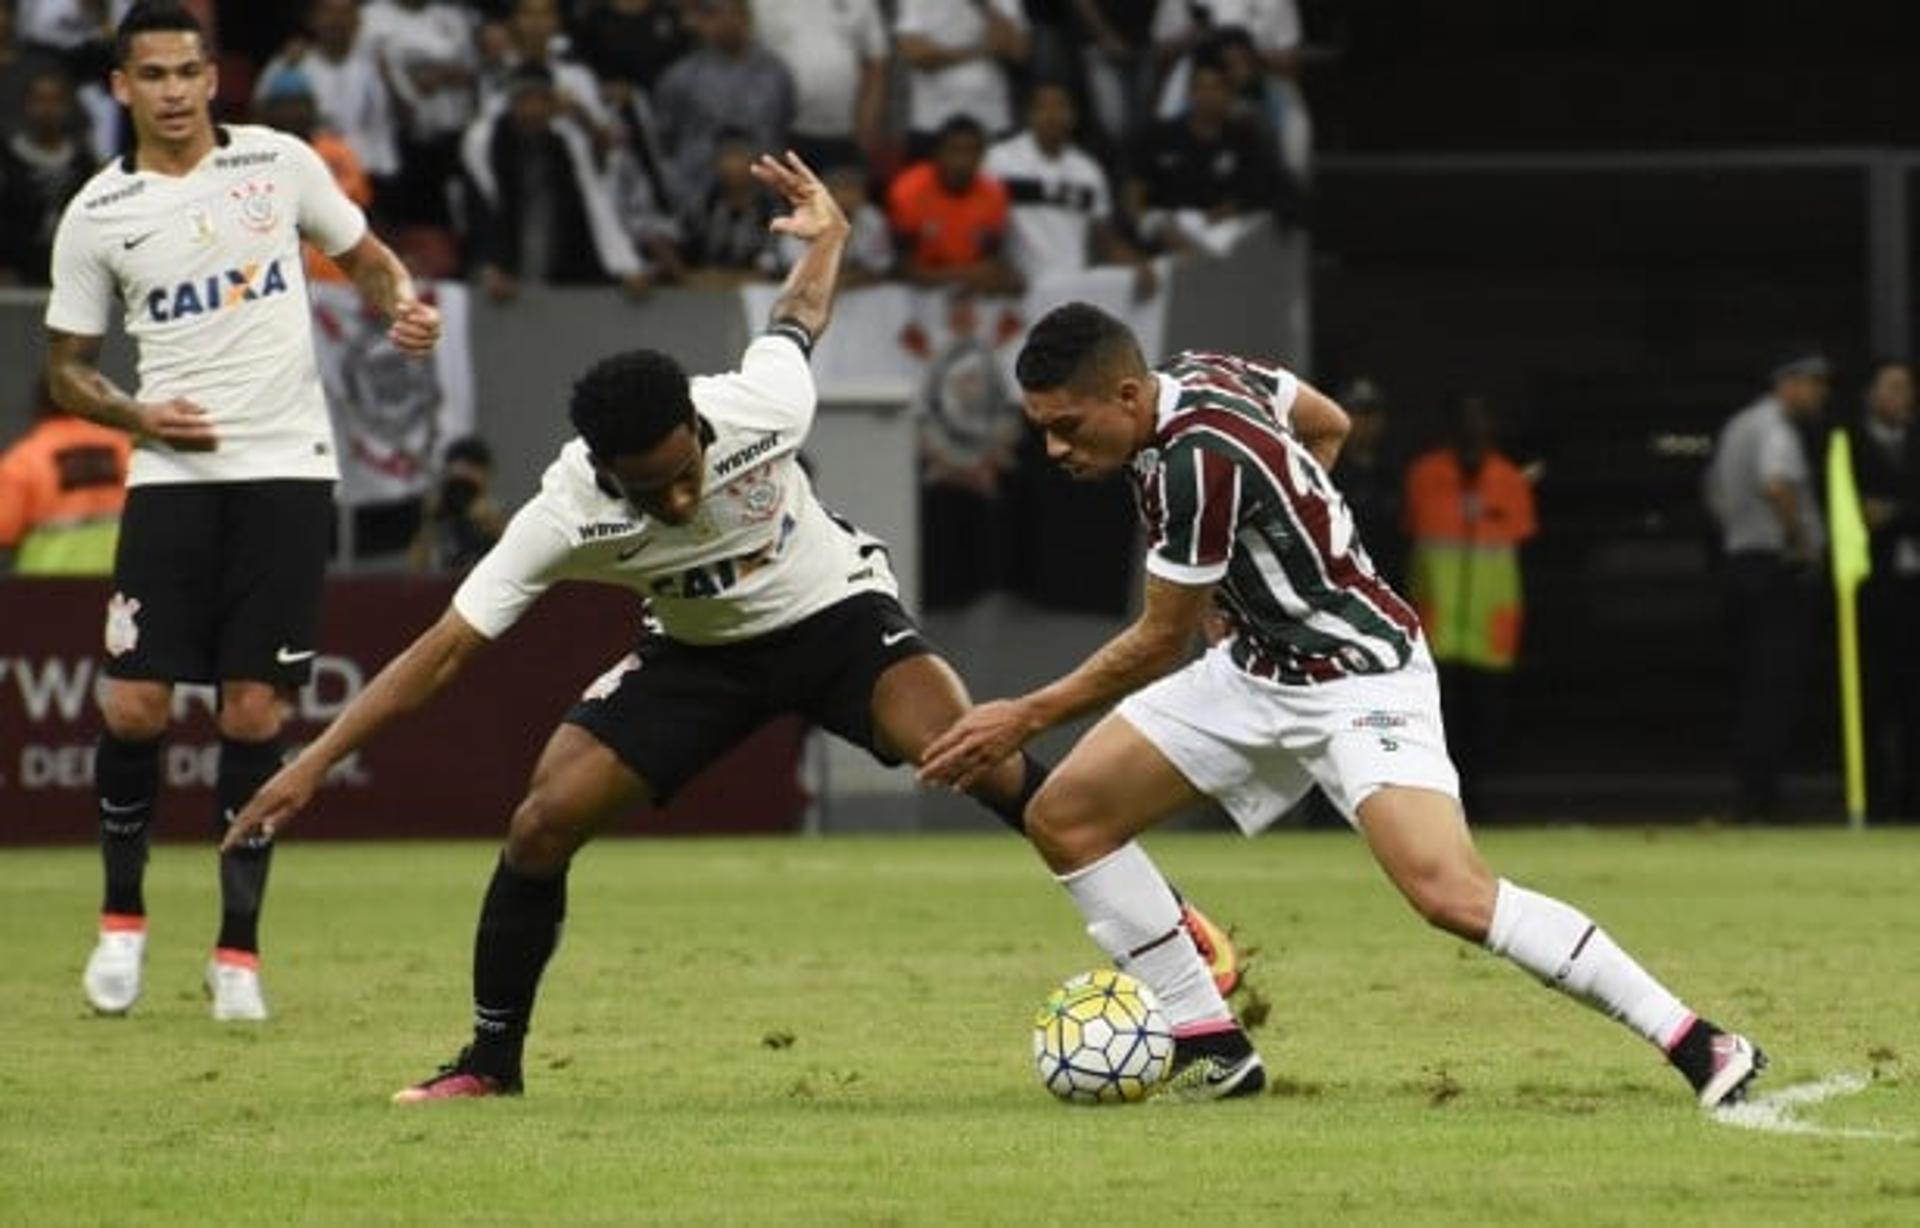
[47,2,441,1022]
[922,303,1769,1108]
[218,151,1238,1101]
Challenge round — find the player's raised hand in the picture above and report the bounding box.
[389,298,442,355]
[752,151,848,242]
[137,397,218,451]
[220,762,322,852]
[918,698,1039,792]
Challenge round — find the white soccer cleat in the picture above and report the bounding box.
[1697,1031,1768,1110]
[83,928,147,1015]
[206,954,269,1022]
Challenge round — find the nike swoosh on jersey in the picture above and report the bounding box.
[275,647,316,664]
[122,231,159,250]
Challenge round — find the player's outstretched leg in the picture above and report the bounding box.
[871,653,1243,997]
[84,682,170,1015]
[1356,785,1768,1109]
[1027,715,1264,1102]
[395,726,641,1104]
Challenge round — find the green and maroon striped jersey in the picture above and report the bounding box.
[1132,351,1422,684]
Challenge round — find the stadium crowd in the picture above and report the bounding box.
[0,0,1309,293]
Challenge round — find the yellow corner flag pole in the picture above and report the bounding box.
[1826,429,1872,830]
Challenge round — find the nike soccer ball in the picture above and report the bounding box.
[1032,969,1175,1104]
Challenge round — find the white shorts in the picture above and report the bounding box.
[1116,641,1461,833]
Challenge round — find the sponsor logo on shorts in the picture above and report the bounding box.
[582,652,642,701]
[1351,710,1409,731]
[881,628,915,647]
[104,593,141,657]
[275,646,316,665]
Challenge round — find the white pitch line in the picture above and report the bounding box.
[1712,1072,1914,1141]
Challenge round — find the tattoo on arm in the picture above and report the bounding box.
[46,330,141,433]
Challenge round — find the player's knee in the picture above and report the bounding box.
[99,682,170,740]
[1401,862,1496,940]
[505,791,589,875]
[216,685,287,741]
[1026,777,1120,871]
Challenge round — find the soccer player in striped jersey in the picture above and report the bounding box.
[922,303,1768,1108]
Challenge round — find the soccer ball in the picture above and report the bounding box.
[1032,969,1175,1104]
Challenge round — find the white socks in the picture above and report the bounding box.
[1057,842,1232,1033]
[1485,878,1695,1049]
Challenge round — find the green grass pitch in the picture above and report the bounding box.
[3,828,1917,1225]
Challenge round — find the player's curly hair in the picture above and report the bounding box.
[115,2,206,65]
[570,349,696,462]
[1015,302,1147,395]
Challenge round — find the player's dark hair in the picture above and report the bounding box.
[115,1,206,65]
[1016,302,1147,395]
[570,350,696,461]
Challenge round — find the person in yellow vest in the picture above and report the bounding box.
[1403,393,1537,816]
[0,380,131,575]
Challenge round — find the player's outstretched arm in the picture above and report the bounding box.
[332,233,442,356]
[45,329,218,450]
[219,606,489,850]
[919,577,1214,791]
[752,151,850,343]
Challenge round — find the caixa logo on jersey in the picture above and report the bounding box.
[146,259,290,324]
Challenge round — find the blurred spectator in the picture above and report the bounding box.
[1332,376,1406,588]
[411,434,505,572]
[0,1,67,140]
[568,0,689,98]
[887,113,1021,295]
[0,65,91,285]
[984,78,1153,293]
[1703,348,1831,820]
[0,378,129,575]
[13,0,146,155]
[916,294,1025,609]
[654,0,794,214]
[763,160,893,286]
[750,0,888,172]
[679,127,776,280]
[1849,359,1920,820]
[1070,0,1159,155]
[1404,393,1537,818]
[894,0,1028,154]
[1153,0,1309,181]
[257,0,400,180]
[461,62,647,301]
[605,84,686,279]
[478,0,615,142]
[254,66,374,285]
[1125,52,1285,255]
[360,0,480,225]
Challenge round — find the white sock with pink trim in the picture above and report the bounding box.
[1484,878,1695,1049]
[1057,842,1233,1033]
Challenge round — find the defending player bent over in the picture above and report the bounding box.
[49,2,441,1021]
[920,303,1768,1108]
[220,152,1237,1100]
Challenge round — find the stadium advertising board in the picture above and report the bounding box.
[0,579,806,843]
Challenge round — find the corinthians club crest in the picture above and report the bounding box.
[230,179,279,233]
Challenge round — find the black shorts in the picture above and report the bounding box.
[565,592,935,804]
[103,480,334,687]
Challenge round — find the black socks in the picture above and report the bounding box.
[471,856,569,1078]
[96,733,161,917]
[216,737,284,954]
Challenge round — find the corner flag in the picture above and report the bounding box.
[1826,429,1872,829]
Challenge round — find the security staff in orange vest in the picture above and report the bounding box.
[1403,393,1537,817]
[0,382,131,575]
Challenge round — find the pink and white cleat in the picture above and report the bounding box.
[392,1048,524,1104]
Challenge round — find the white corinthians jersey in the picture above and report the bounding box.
[45,125,367,486]
[454,332,898,646]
